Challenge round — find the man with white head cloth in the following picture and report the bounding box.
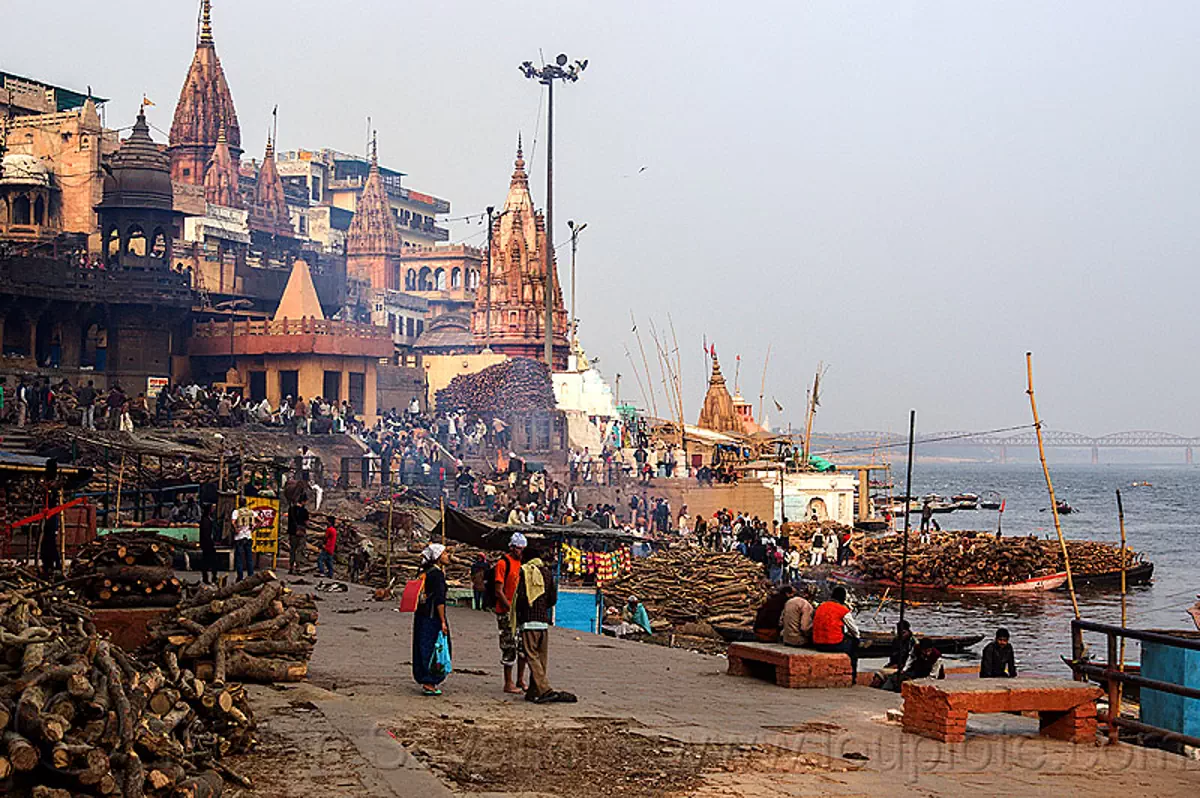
[494,532,528,694]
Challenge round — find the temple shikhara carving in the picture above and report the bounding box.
[169,0,241,187]
[470,139,568,368]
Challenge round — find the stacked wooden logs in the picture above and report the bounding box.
[143,572,317,684]
[0,578,246,798]
[601,548,772,629]
[70,532,183,608]
[434,357,556,415]
[853,531,1058,586]
[1051,540,1144,575]
[359,542,479,589]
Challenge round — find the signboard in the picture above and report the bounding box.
[147,376,169,398]
[248,497,280,557]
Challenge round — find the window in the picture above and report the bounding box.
[434,269,446,291]
[388,313,396,334]
[311,175,322,202]
[279,370,299,400]
[127,226,147,257]
[348,372,365,413]
[151,229,168,260]
[323,371,341,402]
[182,168,191,178]
[451,268,461,289]
[12,195,31,225]
[416,320,424,337]
[298,214,308,235]
[249,372,267,402]
[407,318,415,338]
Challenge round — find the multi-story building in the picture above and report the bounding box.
[1,73,116,252]
[276,148,451,250]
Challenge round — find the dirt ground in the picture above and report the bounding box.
[396,714,855,798]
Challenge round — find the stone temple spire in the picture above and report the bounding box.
[203,122,240,208]
[251,131,291,236]
[346,137,401,291]
[170,0,241,185]
[697,350,742,433]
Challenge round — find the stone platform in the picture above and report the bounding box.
[726,641,853,688]
[901,677,1103,743]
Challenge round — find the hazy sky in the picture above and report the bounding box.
[8,1,1200,435]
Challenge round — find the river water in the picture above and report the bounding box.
[861,462,1197,674]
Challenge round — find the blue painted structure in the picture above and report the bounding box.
[1141,632,1200,739]
[554,588,600,634]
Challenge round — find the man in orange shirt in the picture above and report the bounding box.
[811,586,861,682]
[495,533,528,694]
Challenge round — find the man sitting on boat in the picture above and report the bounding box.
[980,627,1017,678]
[811,586,861,682]
[874,637,943,692]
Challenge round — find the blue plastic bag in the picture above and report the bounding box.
[429,632,452,678]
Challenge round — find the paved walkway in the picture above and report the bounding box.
[242,581,1199,797]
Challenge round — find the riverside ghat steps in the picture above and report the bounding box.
[245,581,1200,798]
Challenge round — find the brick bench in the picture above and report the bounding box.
[726,642,853,688]
[901,677,1102,743]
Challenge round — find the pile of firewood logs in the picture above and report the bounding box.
[70,533,183,608]
[852,531,1145,586]
[0,567,248,797]
[1054,540,1144,575]
[434,358,556,415]
[360,543,479,589]
[601,548,771,629]
[143,572,317,684]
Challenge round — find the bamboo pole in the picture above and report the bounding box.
[1025,352,1080,619]
[386,495,394,586]
[899,410,915,625]
[440,495,446,546]
[1116,488,1128,723]
[623,345,651,414]
[758,342,772,428]
[114,451,127,529]
[668,315,687,457]
[630,312,659,418]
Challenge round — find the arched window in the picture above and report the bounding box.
[405,269,416,291]
[451,267,461,289]
[470,270,479,289]
[12,195,31,226]
[32,195,45,226]
[106,227,121,263]
[150,228,168,260]
[435,268,446,291]
[0,196,8,224]
[127,226,147,257]
[418,267,432,291]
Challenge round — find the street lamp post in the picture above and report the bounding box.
[566,219,587,359]
[520,54,587,371]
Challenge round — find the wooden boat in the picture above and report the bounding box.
[1055,500,1074,515]
[830,569,1070,594]
[979,491,1002,510]
[854,518,891,533]
[711,624,984,656]
[859,630,985,657]
[1073,561,1154,588]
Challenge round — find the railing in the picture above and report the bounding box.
[1070,618,1200,747]
[192,317,390,341]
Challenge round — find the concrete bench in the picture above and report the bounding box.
[726,642,853,688]
[901,677,1102,743]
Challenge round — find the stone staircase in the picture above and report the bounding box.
[0,427,38,456]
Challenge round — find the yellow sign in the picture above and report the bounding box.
[248,497,280,556]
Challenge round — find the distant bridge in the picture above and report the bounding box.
[809,430,1200,464]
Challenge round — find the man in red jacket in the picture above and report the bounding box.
[317,516,337,578]
[811,586,860,682]
[495,533,528,694]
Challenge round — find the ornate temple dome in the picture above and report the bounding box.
[0,154,51,188]
[99,108,174,211]
[346,142,401,257]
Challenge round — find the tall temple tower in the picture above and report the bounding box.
[470,139,568,368]
[250,134,293,238]
[169,0,242,186]
[345,138,402,292]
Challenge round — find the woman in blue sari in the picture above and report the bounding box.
[412,543,451,695]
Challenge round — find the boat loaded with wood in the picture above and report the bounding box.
[830,569,1070,593]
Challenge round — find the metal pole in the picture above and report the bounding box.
[485,206,494,345]
[569,223,576,354]
[543,78,555,370]
[899,409,915,625]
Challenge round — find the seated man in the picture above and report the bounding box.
[752,585,796,643]
[621,595,653,635]
[875,637,942,692]
[780,587,816,647]
[980,627,1017,678]
[887,619,915,670]
[811,586,860,681]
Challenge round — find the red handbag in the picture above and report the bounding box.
[399,575,426,613]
